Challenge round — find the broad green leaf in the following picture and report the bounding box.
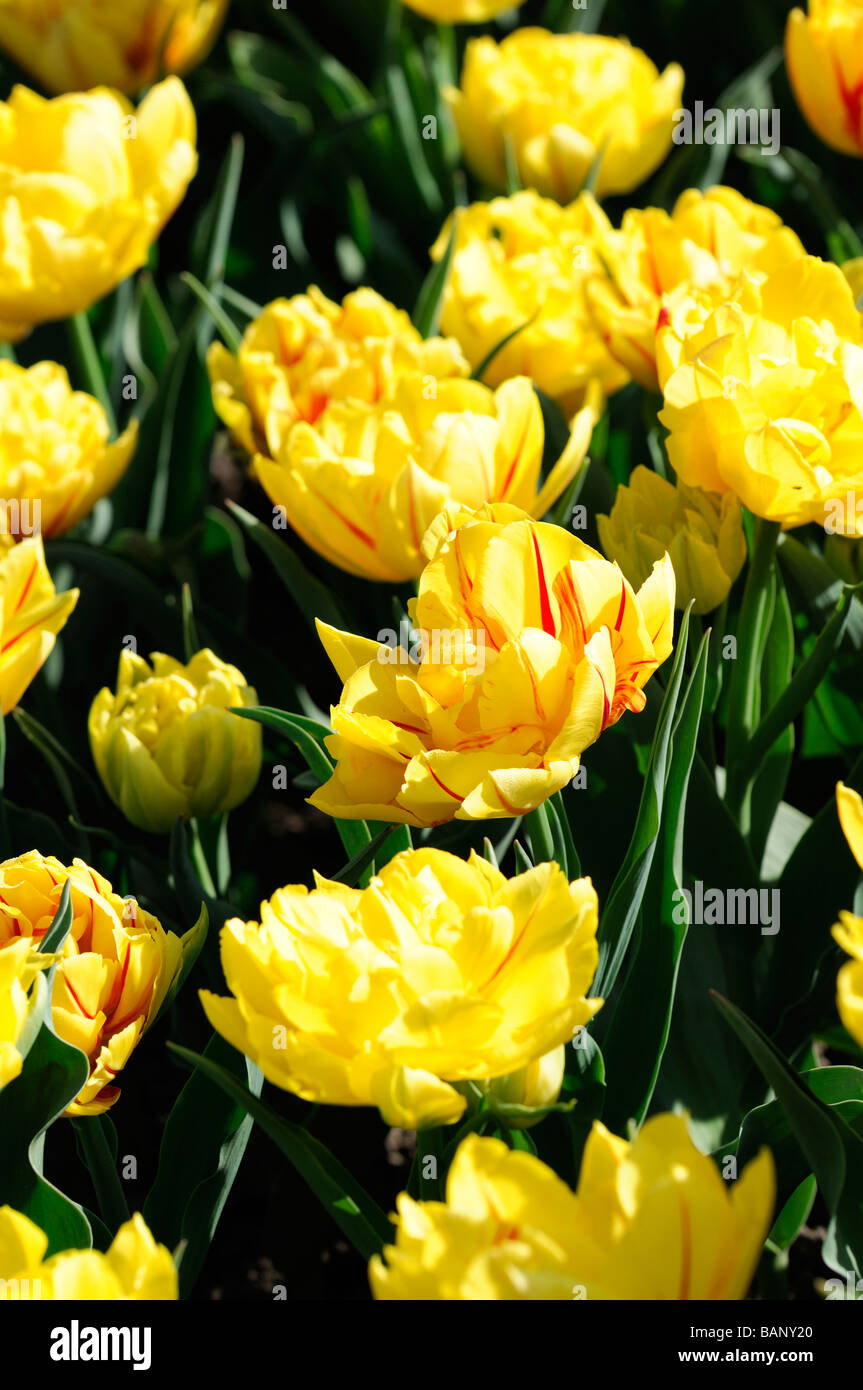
[144,1034,261,1298]
[601,629,709,1131]
[168,1043,393,1261]
[593,607,692,999]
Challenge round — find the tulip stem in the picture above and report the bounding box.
[525,804,555,866]
[73,1116,130,1233]
[67,313,117,436]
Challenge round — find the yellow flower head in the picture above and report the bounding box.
[0,0,227,94]
[833,782,863,1048]
[0,78,196,342]
[201,847,601,1129]
[370,1116,775,1299]
[309,502,675,826]
[585,186,805,391]
[0,1207,177,1298]
[598,466,746,616]
[0,537,78,716]
[0,851,190,1115]
[401,0,518,19]
[0,361,137,543]
[207,286,469,460]
[658,254,863,532]
[786,0,863,155]
[0,937,48,1091]
[431,191,628,415]
[446,28,684,202]
[252,373,601,583]
[89,648,262,835]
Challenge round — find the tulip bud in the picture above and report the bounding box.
[0,1207,177,1299]
[0,0,228,95]
[0,852,195,1115]
[310,502,675,826]
[0,362,137,541]
[400,0,518,20]
[0,538,78,715]
[598,466,746,616]
[786,1,863,156]
[481,1045,567,1128]
[446,29,684,202]
[371,1117,775,1300]
[89,647,262,834]
[430,191,628,414]
[0,79,196,341]
[201,849,602,1131]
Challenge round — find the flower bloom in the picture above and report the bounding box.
[0,1208,176,1299]
[207,286,469,459]
[0,938,48,1090]
[0,78,196,341]
[201,848,601,1129]
[834,782,863,1048]
[309,502,675,826]
[430,191,628,415]
[657,255,863,532]
[585,186,804,391]
[400,0,519,20]
[446,29,684,202]
[786,1,863,155]
[370,1115,775,1299]
[0,537,78,715]
[598,466,746,616]
[89,648,262,834]
[0,361,137,543]
[0,851,190,1115]
[0,0,227,94]
[252,373,602,582]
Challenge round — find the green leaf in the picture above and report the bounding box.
[0,941,91,1255]
[471,317,537,384]
[766,1175,817,1255]
[167,1043,392,1261]
[227,500,347,633]
[713,994,863,1270]
[331,825,401,887]
[144,1034,261,1297]
[593,607,693,1000]
[413,212,459,338]
[601,628,709,1131]
[39,879,74,955]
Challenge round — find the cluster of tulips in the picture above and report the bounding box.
[1,0,863,1304]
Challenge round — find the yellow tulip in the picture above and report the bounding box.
[207,286,469,461]
[370,1115,775,1299]
[598,466,746,616]
[833,782,863,1048]
[585,186,805,391]
[0,1207,177,1299]
[658,254,863,532]
[0,938,48,1091]
[0,537,78,716]
[786,1,863,156]
[0,361,137,543]
[200,847,601,1129]
[0,851,192,1116]
[841,256,863,309]
[89,648,262,835]
[0,0,227,94]
[309,502,675,827]
[446,29,684,202]
[0,78,196,342]
[401,0,519,19]
[482,1045,566,1127]
[253,373,602,582]
[430,191,628,415]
